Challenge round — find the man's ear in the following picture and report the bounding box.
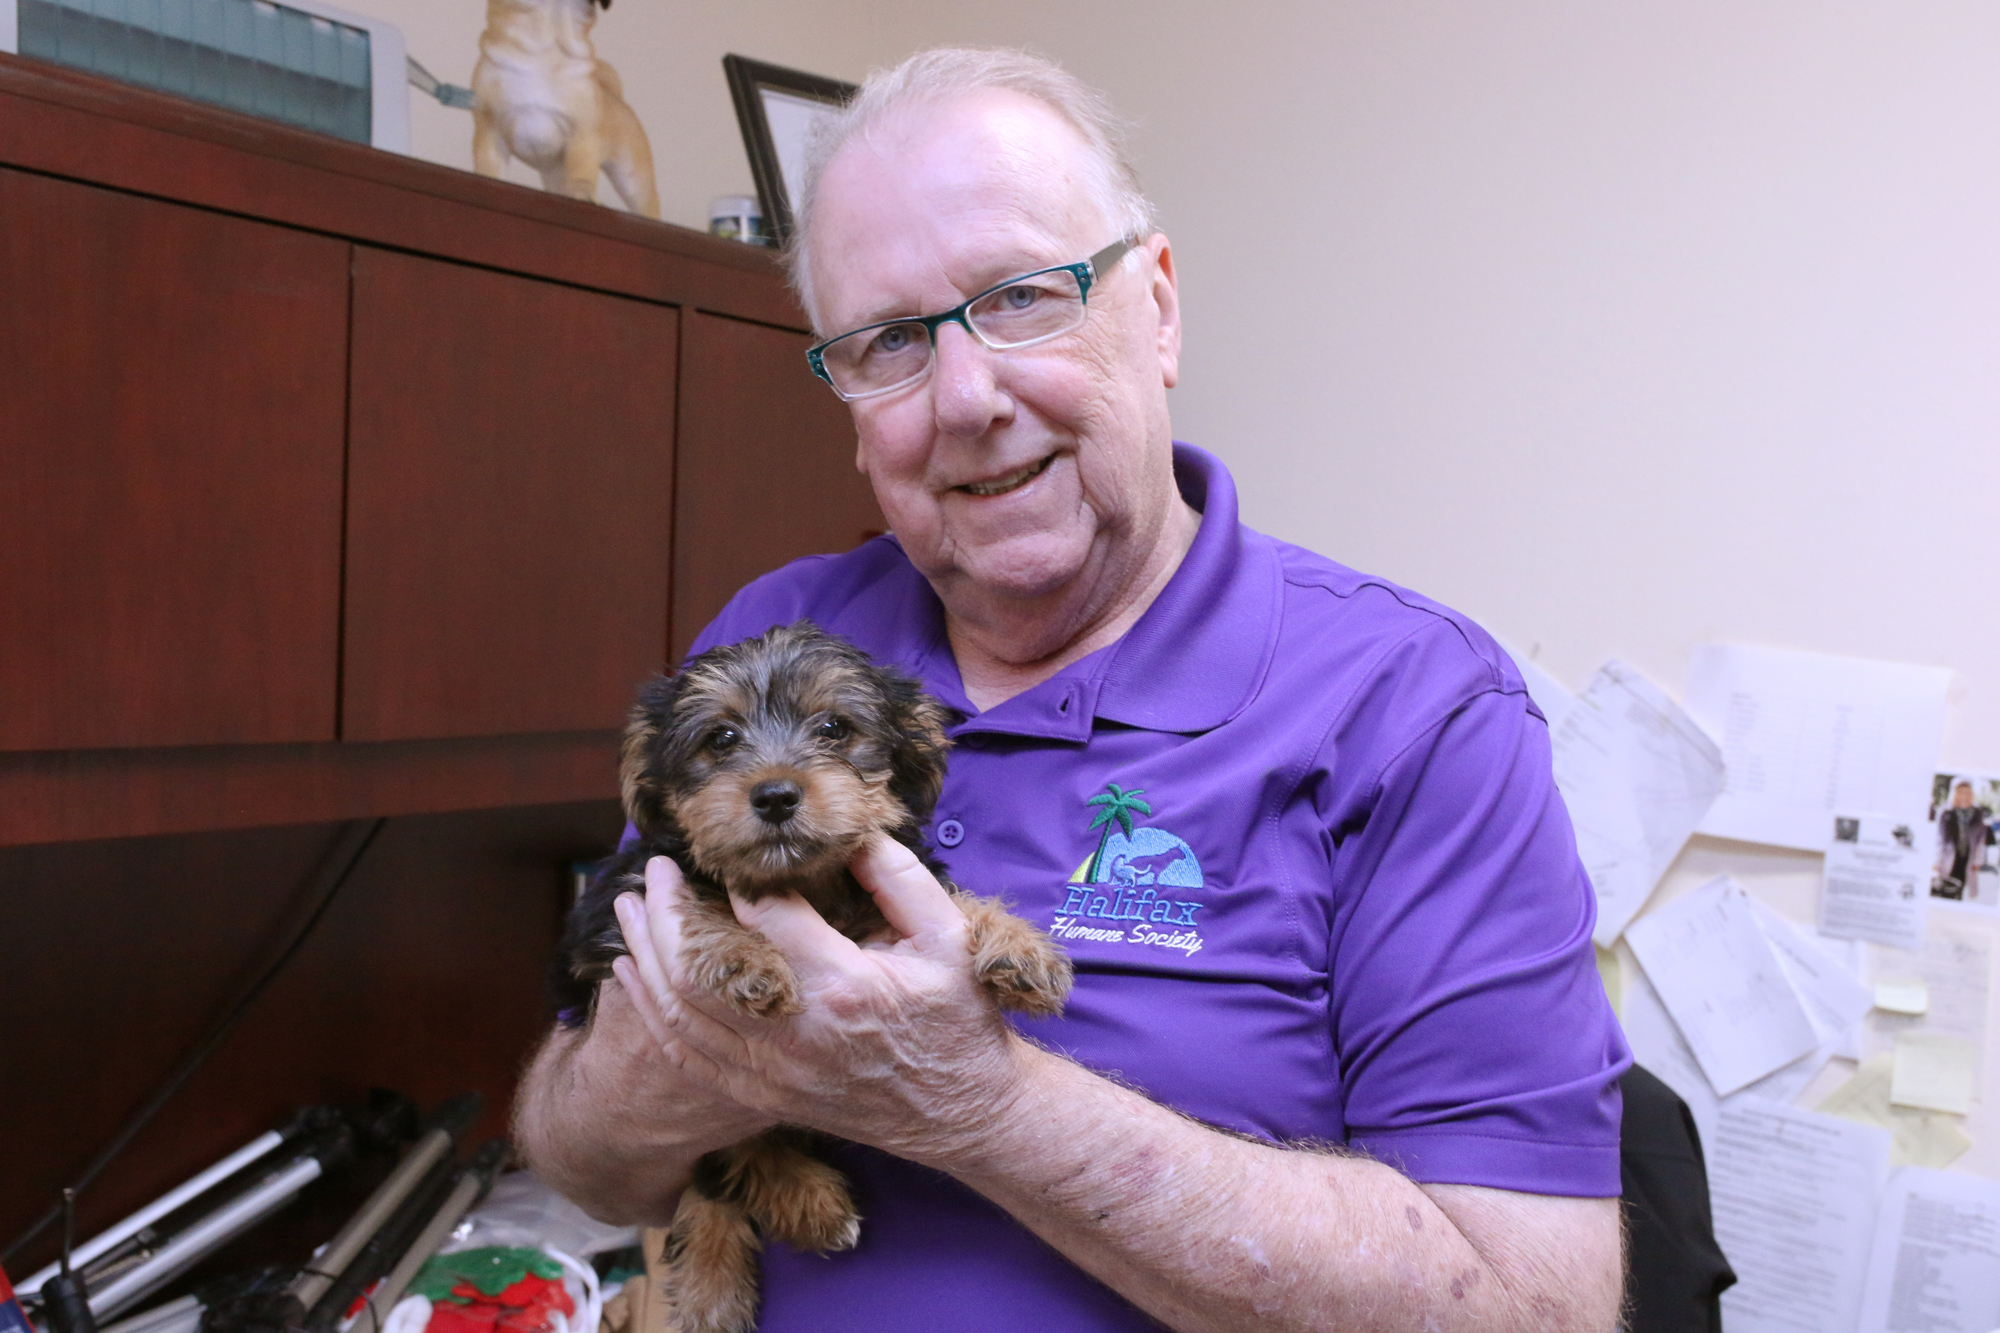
[1146,233,1182,389]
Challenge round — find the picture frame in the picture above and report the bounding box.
[722,54,857,247]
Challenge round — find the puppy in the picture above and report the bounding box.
[471,0,661,218]
[555,621,1072,1333]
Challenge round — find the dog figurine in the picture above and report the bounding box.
[555,622,1072,1333]
[471,0,661,218]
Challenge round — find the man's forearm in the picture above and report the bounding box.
[925,1041,1622,1333]
[511,987,770,1225]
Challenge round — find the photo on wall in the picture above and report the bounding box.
[722,54,857,245]
[1925,770,2000,910]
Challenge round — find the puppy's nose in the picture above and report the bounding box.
[750,780,803,825]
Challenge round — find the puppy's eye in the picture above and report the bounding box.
[707,726,741,753]
[816,717,850,741]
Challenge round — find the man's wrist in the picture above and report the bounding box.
[915,1036,1133,1193]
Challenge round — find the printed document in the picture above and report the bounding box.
[1540,660,1724,945]
[1746,898,1874,1098]
[1856,1168,2000,1333]
[1624,899,1869,1146]
[1685,644,1950,852]
[1821,814,1929,951]
[1712,1101,1890,1333]
[1626,878,1819,1096]
[1866,921,1993,1084]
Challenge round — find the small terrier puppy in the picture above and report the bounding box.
[555,622,1072,1333]
[471,0,661,218]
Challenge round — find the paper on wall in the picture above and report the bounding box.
[1855,1168,2000,1333]
[1821,814,1930,951]
[1594,943,1622,1014]
[1620,962,1722,1149]
[1537,660,1724,946]
[1624,900,1868,1145]
[1874,980,1930,1014]
[1751,899,1875,1032]
[1865,921,1993,1086]
[1746,898,1874,1097]
[1626,878,1819,1095]
[1711,1100,1890,1333]
[1817,1053,1972,1171]
[1890,1034,1978,1115]
[1684,644,1951,852]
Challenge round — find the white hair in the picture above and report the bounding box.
[783,47,1159,333]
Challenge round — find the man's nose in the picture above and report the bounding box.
[929,320,1010,436]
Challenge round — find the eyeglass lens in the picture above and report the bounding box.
[819,267,1089,398]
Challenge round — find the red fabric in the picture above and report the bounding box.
[426,1272,574,1333]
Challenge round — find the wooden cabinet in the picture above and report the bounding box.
[343,249,679,741]
[0,167,348,752]
[0,51,881,843]
[0,50,889,1278]
[673,312,883,656]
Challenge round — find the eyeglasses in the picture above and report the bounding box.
[806,238,1135,402]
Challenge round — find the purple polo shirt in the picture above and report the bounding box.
[670,445,1627,1330]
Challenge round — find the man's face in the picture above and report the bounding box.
[1954,784,1975,808]
[806,90,1182,611]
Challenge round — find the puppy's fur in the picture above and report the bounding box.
[471,0,660,218]
[556,622,1072,1333]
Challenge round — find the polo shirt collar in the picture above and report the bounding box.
[945,444,1282,741]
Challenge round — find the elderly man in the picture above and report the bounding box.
[516,48,1627,1333]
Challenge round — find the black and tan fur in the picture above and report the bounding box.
[555,621,1072,1333]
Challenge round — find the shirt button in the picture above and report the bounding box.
[936,819,965,848]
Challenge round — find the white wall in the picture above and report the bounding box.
[365,0,2000,767]
[348,0,2000,1169]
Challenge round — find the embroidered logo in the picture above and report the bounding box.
[1051,783,1208,956]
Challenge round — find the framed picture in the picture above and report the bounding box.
[722,54,857,246]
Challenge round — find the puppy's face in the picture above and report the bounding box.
[622,624,952,895]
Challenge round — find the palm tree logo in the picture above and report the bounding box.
[1084,783,1153,883]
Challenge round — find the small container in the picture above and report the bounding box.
[709,195,767,245]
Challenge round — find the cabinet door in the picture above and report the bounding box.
[343,249,678,742]
[672,311,883,657]
[0,169,348,751]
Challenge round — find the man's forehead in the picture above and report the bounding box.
[809,89,1109,325]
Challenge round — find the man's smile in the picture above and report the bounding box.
[956,453,1056,497]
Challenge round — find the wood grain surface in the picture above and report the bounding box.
[0,167,348,751]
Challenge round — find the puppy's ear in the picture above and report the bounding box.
[620,671,683,833]
[884,674,955,822]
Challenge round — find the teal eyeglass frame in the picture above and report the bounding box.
[806,237,1135,400]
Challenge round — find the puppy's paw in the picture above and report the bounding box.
[977,939,1074,1017]
[722,957,805,1018]
[749,1157,862,1254]
[663,1195,761,1333]
[684,935,805,1018]
[960,896,1073,1017]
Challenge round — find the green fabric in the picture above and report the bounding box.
[409,1247,565,1302]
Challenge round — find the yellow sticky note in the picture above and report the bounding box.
[1595,945,1622,1015]
[1890,1034,1976,1115]
[1874,980,1929,1015]
[1816,1053,1972,1169]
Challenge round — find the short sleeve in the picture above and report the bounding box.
[1329,677,1629,1196]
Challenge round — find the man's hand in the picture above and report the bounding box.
[509,859,776,1225]
[531,847,1622,1331]
[610,838,1029,1164]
